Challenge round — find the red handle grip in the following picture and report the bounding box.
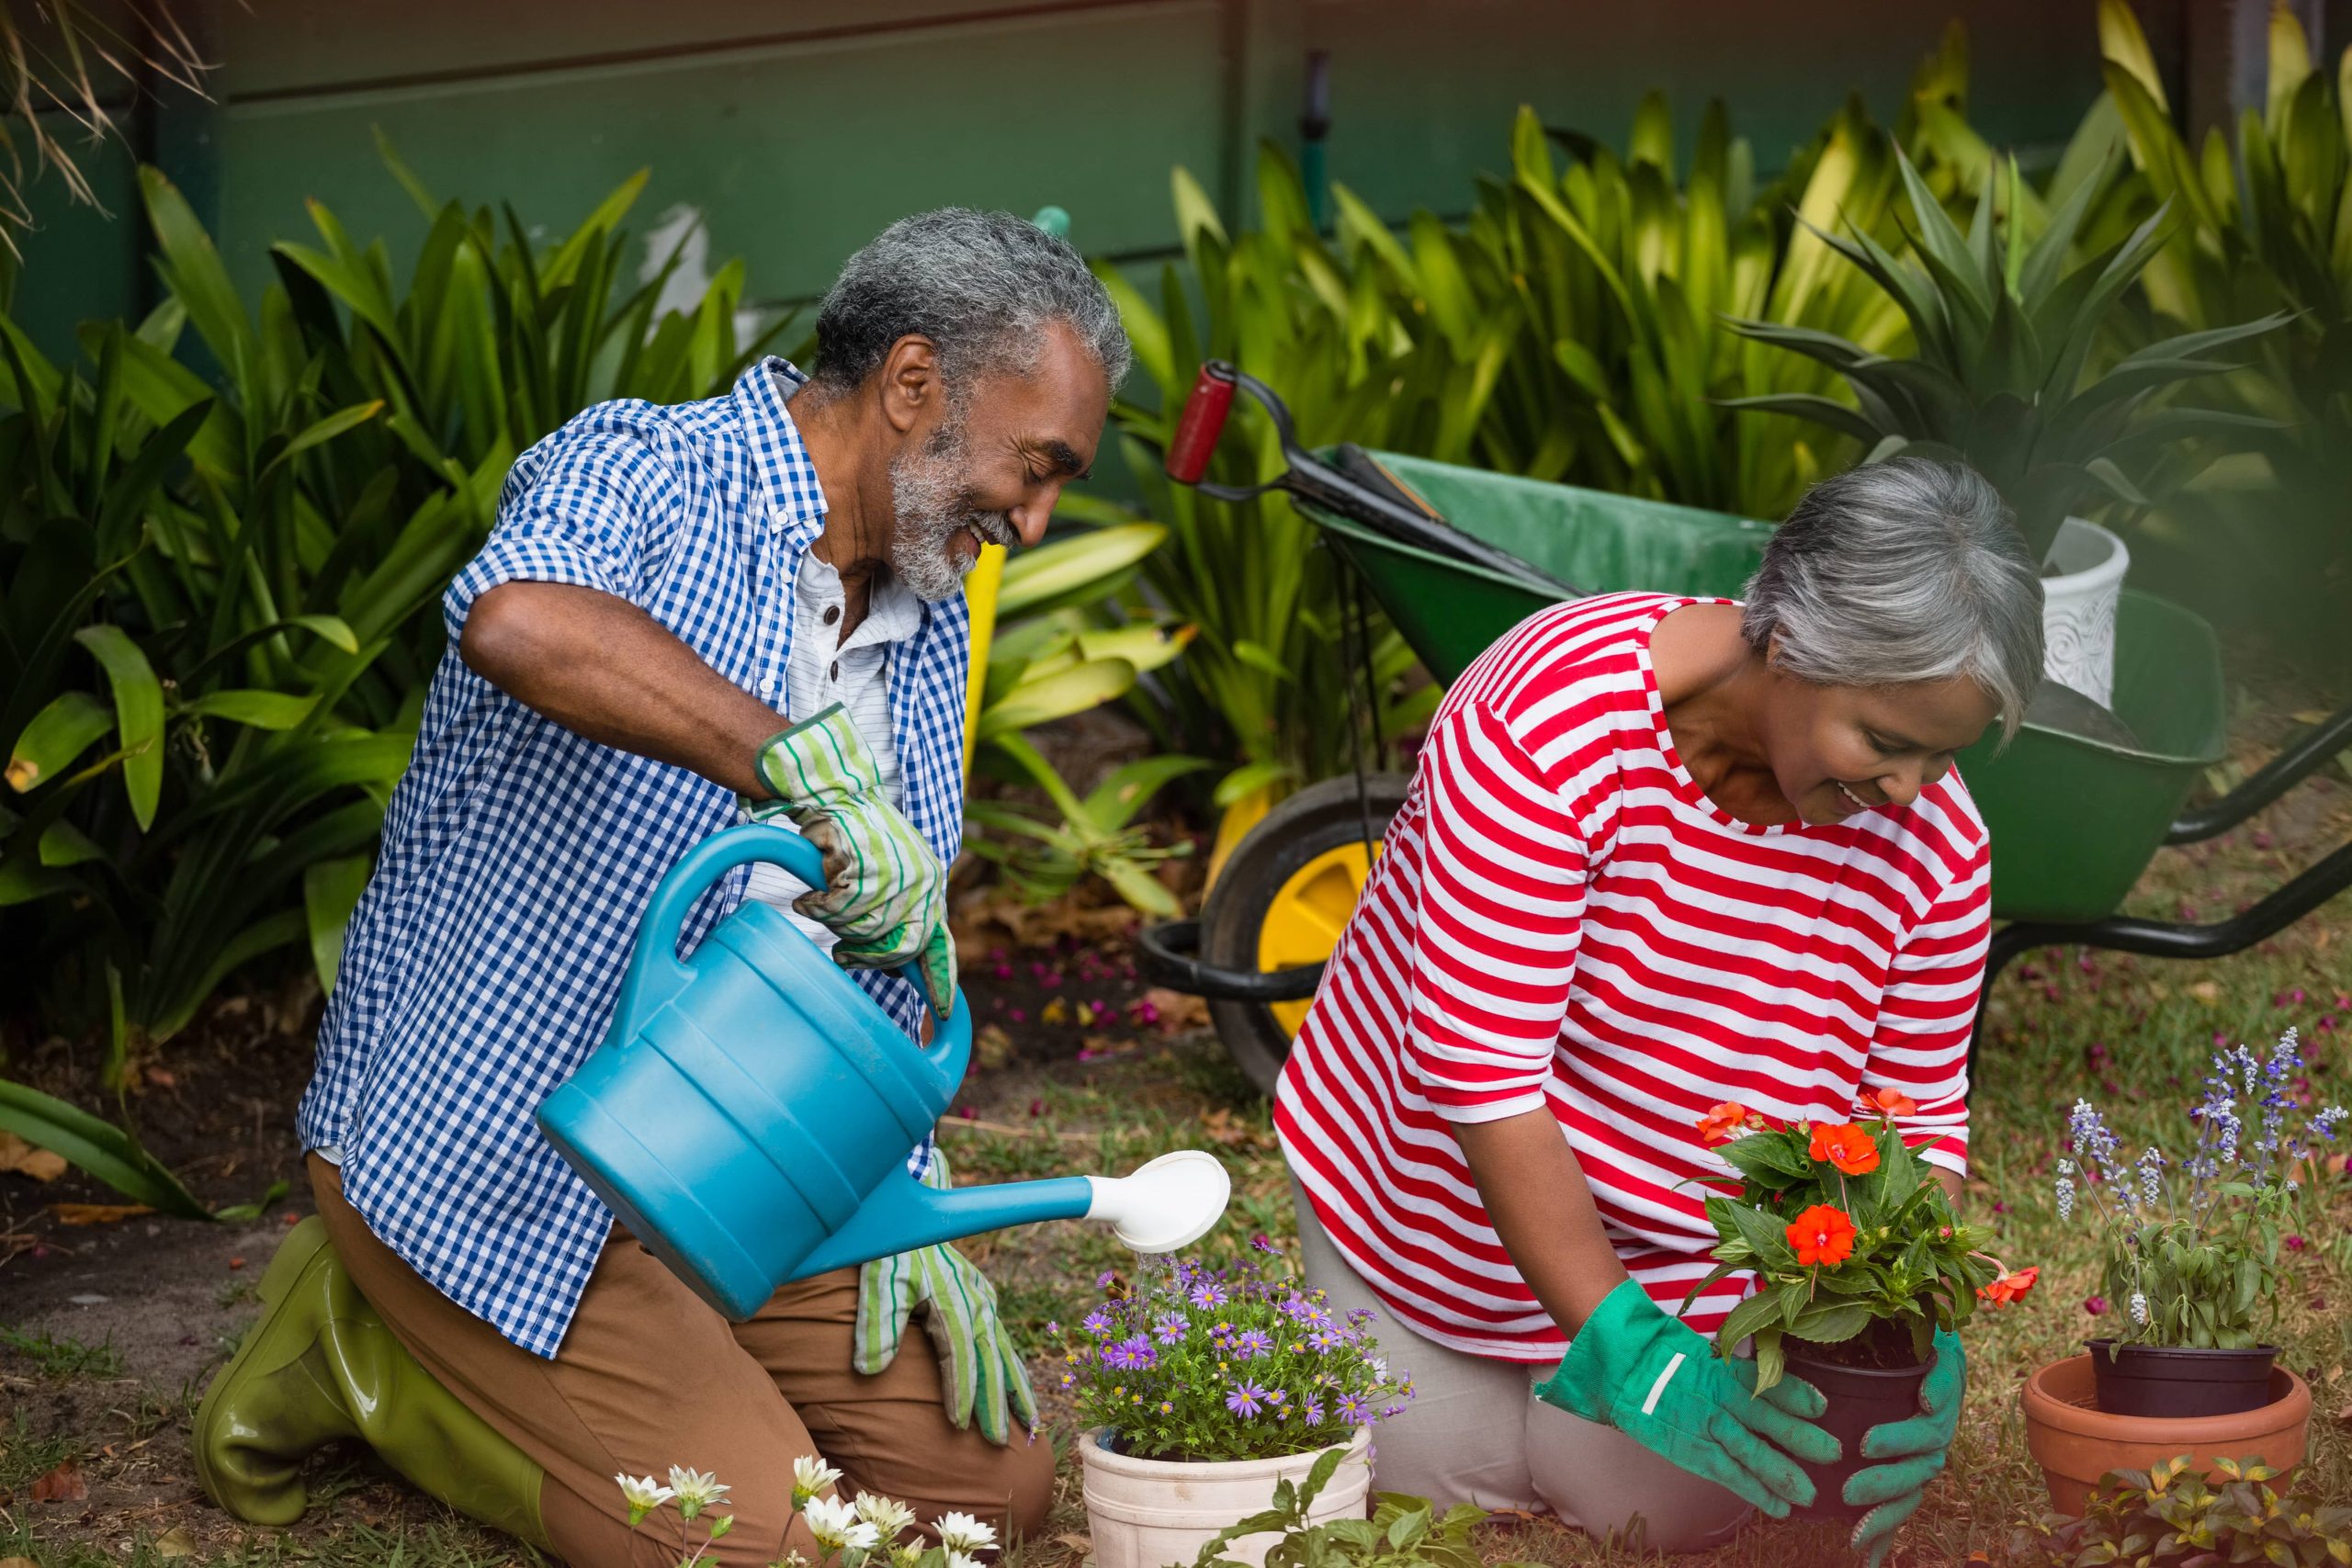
[1165,365,1236,485]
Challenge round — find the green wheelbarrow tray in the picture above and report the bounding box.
[1297,449,2228,927]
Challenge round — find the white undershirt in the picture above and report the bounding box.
[742,548,924,951]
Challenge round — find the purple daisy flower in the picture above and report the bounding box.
[1303,1396,1326,1424]
[1307,1328,1347,1352]
[1250,1233,1278,1254]
[1081,1309,1116,1338]
[1225,1382,1269,1417]
[1101,1336,1158,1372]
[1152,1313,1189,1346]
[1232,1330,1273,1360]
[1276,1295,1316,1322]
[1188,1281,1228,1310]
[1338,1393,1370,1425]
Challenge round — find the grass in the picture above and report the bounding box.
[0,1326,125,1381]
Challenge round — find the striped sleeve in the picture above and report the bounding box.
[443,427,687,639]
[1857,840,1989,1175]
[1401,700,1589,1123]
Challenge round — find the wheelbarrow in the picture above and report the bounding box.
[1135,361,2352,1095]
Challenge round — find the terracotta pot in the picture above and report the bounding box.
[2021,1353,2312,1517]
[1783,1344,1933,1522]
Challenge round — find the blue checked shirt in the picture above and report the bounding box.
[298,358,962,1359]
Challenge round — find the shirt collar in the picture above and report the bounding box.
[736,356,829,534]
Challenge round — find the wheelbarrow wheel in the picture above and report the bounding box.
[1201,773,1411,1096]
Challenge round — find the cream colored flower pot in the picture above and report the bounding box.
[1080,1428,1372,1568]
[2041,516,2131,707]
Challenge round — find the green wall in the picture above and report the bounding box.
[14,0,2126,366]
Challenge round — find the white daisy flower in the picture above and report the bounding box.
[793,1454,845,1507]
[804,1494,881,1553]
[947,1551,987,1568]
[854,1492,918,1543]
[616,1472,675,1521]
[936,1512,999,1556]
[667,1465,729,1517]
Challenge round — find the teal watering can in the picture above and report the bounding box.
[538,823,1230,1320]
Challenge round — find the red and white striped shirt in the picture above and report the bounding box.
[1274,593,1987,1361]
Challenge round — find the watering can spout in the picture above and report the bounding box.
[788,1150,1231,1280]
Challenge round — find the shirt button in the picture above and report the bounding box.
[830,660,841,681]
[822,605,840,625]
[761,678,779,698]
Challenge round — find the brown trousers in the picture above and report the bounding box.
[309,1156,1054,1567]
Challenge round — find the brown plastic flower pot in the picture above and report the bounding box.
[2021,1353,2312,1517]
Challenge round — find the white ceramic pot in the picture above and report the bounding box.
[2041,516,2131,707]
[1080,1427,1372,1568]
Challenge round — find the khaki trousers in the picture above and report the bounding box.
[1291,1182,1747,1556]
[310,1156,1054,1567]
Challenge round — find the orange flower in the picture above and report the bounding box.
[1979,1266,2039,1307]
[1786,1204,1857,1268]
[1695,1102,1748,1145]
[1865,1087,1918,1118]
[1809,1121,1882,1176]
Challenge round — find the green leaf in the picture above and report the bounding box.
[1213,759,1295,809]
[994,524,1166,617]
[212,1179,291,1224]
[1790,1301,1873,1344]
[977,659,1137,740]
[179,690,322,730]
[1082,755,1212,833]
[304,854,375,994]
[73,626,165,830]
[7,692,114,793]
[0,1079,212,1220]
[1232,640,1293,682]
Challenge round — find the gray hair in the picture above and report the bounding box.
[1741,457,2046,743]
[810,208,1131,400]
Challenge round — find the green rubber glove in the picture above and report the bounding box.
[1845,1328,1965,1567]
[853,1154,1038,1447]
[749,702,956,1016]
[1533,1279,1839,1517]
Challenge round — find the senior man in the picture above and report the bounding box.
[193,209,1128,1564]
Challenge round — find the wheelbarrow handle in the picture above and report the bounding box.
[1166,364,1238,484]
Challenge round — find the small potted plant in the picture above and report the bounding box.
[1056,1239,1414,1568]
[1689,1092,2036,1521]
[1730,141,2284,707]
[2020,1029,2339,1513]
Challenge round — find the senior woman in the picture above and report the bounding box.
[1274,458,2045,1562]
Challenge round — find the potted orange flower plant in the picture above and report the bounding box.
[1686,1092,2035,1521]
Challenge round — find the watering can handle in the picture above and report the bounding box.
[611,823,965,1067]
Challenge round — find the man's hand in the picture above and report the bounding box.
[751,705,956,1015]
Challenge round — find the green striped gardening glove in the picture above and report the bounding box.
[749,703,956,1017]
[853,1154,1038,1447]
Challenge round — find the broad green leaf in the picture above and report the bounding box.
[73,626,164,830]
[994,524,1166,616]
[1082,754,1212,833]
[976,659,1136,740]
[7,692,113,793]
[305,854,374,993]
[0,1078,212,1220]
[1213,758,1296,809]
[180,690,322,730]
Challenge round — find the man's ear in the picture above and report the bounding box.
[877,334,942,436]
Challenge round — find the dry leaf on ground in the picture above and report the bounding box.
[47,1202,154,1226]
[30,1461,86,1503]
[975,1023,1015,1071]
[1140,987,1209,1032]
[0,1131,67,1182]
[153,1527,196,1559]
